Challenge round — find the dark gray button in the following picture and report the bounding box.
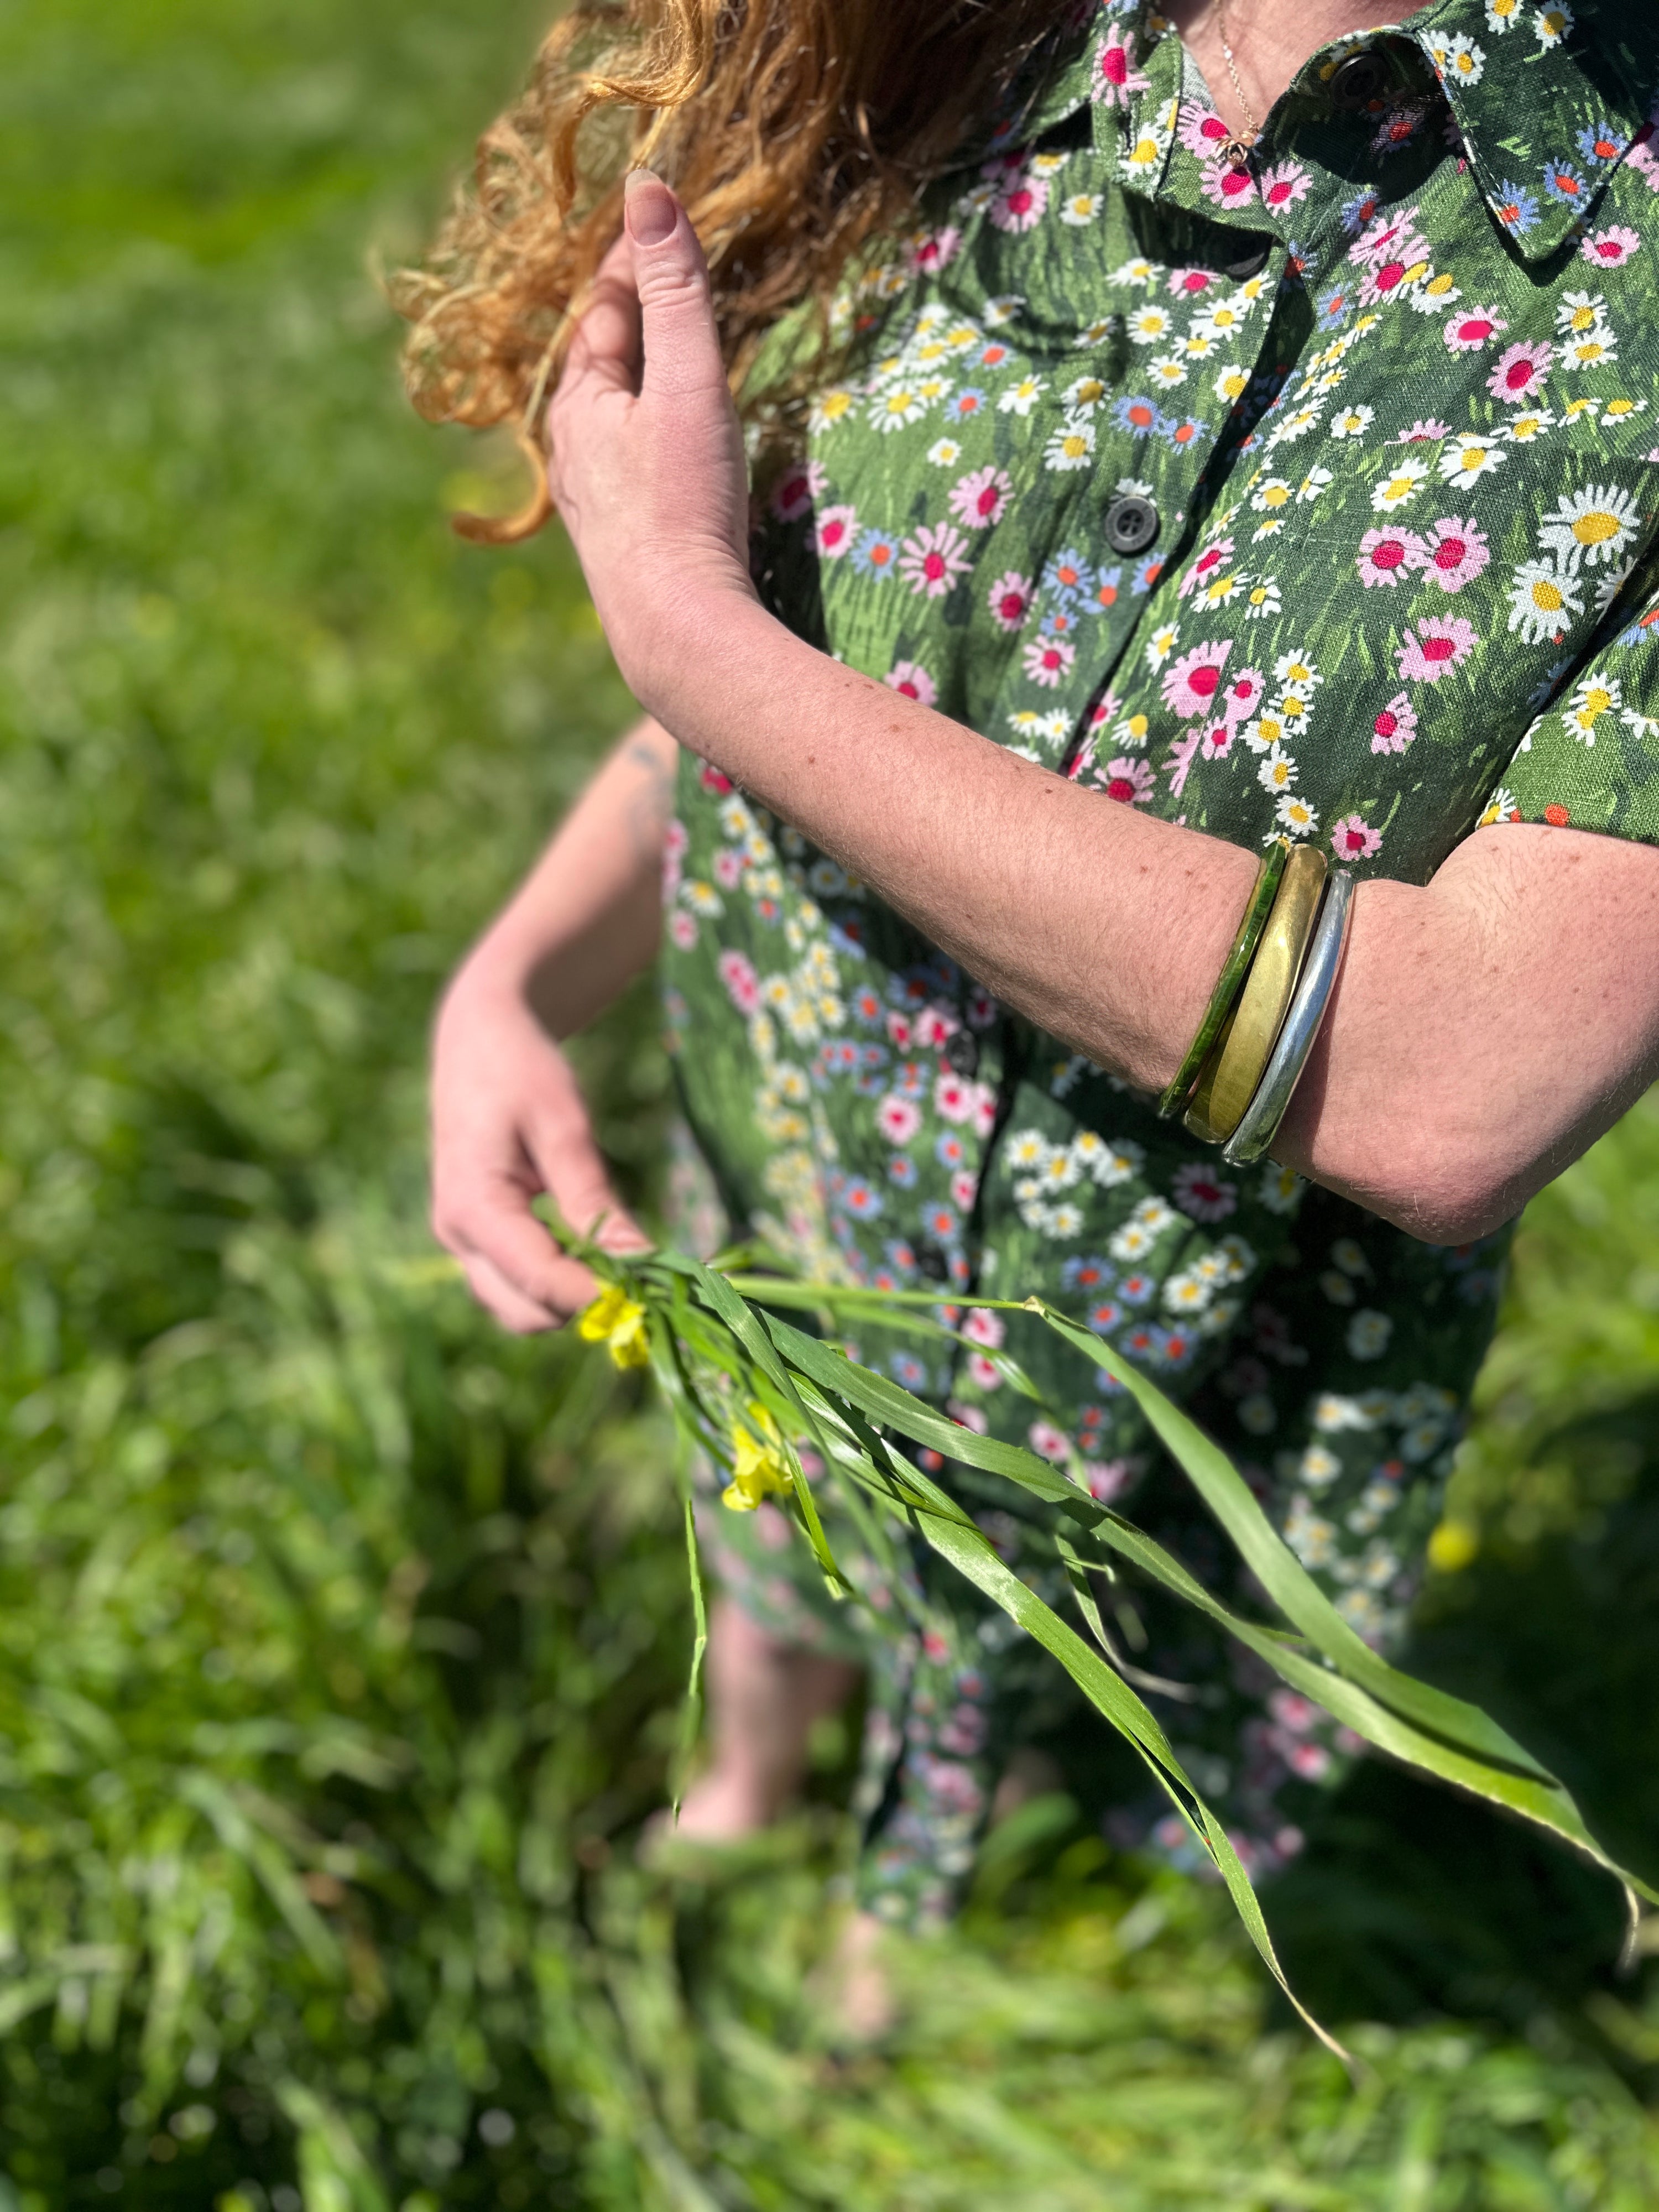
[944,1030,979,1077]
[1329,48,1389,111]
[916,1241,950,1284]
[1104,494,1159,556]
[1223,240,1271,279]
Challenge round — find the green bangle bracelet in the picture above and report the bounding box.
[1156,839,1288,1121]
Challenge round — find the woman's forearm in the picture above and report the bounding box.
[633,596,1659,1244]
[636,595,1258,1092]
[453,714,675,1038]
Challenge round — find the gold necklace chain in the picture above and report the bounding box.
[1214,0,1260,166]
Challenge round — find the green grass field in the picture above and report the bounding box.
[5,1,1659,2203]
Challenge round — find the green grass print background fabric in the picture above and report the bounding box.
[7,0,1659,2203]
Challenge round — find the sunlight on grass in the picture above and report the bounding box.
[2,0,1658,2202]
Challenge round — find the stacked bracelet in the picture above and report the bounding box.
[1183,844,1328,1146]
[1156,841,1288,1121]
[1222,870,1354,1166]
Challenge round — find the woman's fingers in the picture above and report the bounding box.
[434,1171,601,1326]
[562,232,643,398]
[622,169,729,405]
[526,1112,653,1254]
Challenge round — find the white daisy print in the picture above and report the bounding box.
[1372,458,1430,511]
[1537,483,1642,569]
[1506,557,1584,644]
[1438,436,1505,488]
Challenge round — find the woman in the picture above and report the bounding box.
[415,0,1659,1960]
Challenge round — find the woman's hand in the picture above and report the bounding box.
[547,170,757,708]
[431,956,649,1333]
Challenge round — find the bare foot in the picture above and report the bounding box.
[674,1598,860,1840]
[821,1909,897,2044]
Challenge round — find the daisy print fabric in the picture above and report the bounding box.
[663,0,1659,1918]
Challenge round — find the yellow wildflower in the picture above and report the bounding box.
[576,1284,651,1370]
[722,1402,794,1512]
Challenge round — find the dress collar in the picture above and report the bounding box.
[994,0,1658,262]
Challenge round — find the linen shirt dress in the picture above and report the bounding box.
[659,0,1659,1925]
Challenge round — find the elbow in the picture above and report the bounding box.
[1343,1114,1521,1249]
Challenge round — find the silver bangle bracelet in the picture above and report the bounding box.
[1221,870,1355,1168]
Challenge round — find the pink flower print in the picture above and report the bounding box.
[1488,338,1552,403]
[815,503,858,559]
[948,464,1013,530]
[967,1352,1004,1391]
[1222,666,1266,724]
[1093,22,1149,105]
[1167,265,1219,300]
[667,908,697,950]
[1081,1460,1131,1503]
[1199,719,1238,761]
[1098,755,1156,805]
[935,1071,980,1125]
[1421,515,1490,592]
[717,948,761,1014]
[1178,101,1233,159]
[699,762,734,794]
[1028,1420,1072,1464]
[987,568,1035,632]
[1351,206,1427,270]
[962,1307,1005,1348]
[907,226,962,276]
[885,658,937,705]
[1161,639,1233,719]
[990,169,1049,233]
[1396,418,1453,444]
[1257,159,1312,212]
[768,457,825,521]
[899,521,971,598]
[951,1167,979,1208]
[1396,614,1478,684]
[713,846,744,890]
[1200,154,1257,209]
[1371,695,1425,757]
[877,1094,922,1145]
[1357,526,1427,588]
[970,1082,997,1138]
[1178,538,1235,599]
[1023,636,1076,687]
[1443,305,1507,352]
[1172,1160,1239,1223]
[1358,248,1422,306]
[1582,222,1641,267]
[1330,813,1383,862]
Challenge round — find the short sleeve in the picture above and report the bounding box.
[1481,562,1659,843]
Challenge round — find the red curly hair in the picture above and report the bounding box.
[393,0,1067,540]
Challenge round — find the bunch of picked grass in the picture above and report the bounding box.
[567,1229,1659,2058]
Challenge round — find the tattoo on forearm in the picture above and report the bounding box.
[624,738,675,868]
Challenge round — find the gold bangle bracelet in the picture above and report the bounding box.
[1183,844,1328,1145]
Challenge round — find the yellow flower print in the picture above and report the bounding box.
[577,1284,651,1370]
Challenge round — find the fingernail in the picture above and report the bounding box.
[624,167,677,247]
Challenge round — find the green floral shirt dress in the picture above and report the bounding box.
[662,0,1659,1924]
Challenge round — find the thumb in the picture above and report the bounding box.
[623,169,728,403]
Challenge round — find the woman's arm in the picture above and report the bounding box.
[430,715,674,1329]
[543,175,1659,1248]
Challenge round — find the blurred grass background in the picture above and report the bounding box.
[5,0,1659,2203]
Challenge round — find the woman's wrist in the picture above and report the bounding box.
[622,583,795,765]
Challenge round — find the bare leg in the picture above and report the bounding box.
[675,1598,861,1839]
